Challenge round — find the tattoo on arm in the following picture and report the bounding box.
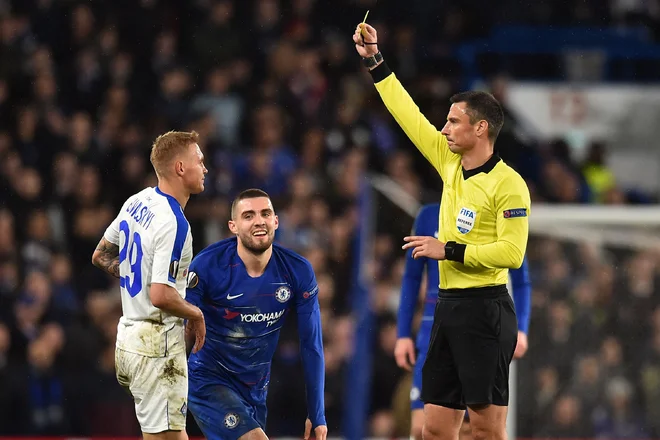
[93,238,120,278]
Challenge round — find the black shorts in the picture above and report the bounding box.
[421,284,518,409]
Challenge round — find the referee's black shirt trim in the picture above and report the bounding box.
[369,61,393,83]
[463,154,501,180]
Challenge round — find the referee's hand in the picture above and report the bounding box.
[353,23,379,57]
[402,236,446,260]
[395,337,416,372]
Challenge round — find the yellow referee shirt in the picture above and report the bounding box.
[372,65,531,290]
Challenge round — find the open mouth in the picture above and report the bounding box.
[252,230,267,237]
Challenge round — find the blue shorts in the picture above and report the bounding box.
[412,319,435,411]
[411,343,428,410]
[411,322,431,412]
[189,382,267,440]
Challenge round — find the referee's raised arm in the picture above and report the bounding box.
[352,23,455,181]
[355,20,531,440]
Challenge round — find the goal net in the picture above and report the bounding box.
[529,204,660,250]
[515,204,660,439]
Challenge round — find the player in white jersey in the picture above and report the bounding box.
[92,130,208,440]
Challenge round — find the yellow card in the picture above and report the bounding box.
[361,10,369,35]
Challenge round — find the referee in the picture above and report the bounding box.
[354,23,531,440]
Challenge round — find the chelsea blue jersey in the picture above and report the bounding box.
[185,237,325,426]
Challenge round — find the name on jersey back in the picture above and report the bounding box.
[126,198,156,230]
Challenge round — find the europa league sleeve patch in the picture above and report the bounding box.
[503,208,527,219]
[187,271,199,289]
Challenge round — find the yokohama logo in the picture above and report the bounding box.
[240,310,285,326]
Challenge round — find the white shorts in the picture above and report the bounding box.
[115,347,188,433]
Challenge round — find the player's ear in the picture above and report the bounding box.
[174,159,185,177]
[273,215,279,231]
[228,220,238,235]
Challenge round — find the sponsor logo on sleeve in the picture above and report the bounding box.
[503,208,527,219]
[303,285,319,299]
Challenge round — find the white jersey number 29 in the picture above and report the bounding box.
[119,220,144,297]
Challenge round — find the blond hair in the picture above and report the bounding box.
[150,130,200,177]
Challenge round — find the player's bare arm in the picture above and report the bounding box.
[150,283,206,353]
[92,237,120,278]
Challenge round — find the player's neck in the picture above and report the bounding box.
[156,179,190,209]
[461,144,495,171]
[237,243,272,278]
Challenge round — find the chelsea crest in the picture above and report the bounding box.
[275,285,291,303]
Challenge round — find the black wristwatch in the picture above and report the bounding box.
[445,241,456,259]
[444,241,466,264]
[362,51,383,69]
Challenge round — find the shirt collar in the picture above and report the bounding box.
[462,154,501,180]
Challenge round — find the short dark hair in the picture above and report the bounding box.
[231,188,271,219]
[450,91,504,142]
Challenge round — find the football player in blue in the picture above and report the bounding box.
[185,189,327,440]
[395,203,531,440]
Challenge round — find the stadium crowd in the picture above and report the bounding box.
[0,0,659,437]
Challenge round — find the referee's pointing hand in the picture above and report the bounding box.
[402,236,447,260]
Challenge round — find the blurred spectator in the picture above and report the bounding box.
[593,377,647,439]
[582,141,616,203]
[567,355,604,419]
[540,394,593,437]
